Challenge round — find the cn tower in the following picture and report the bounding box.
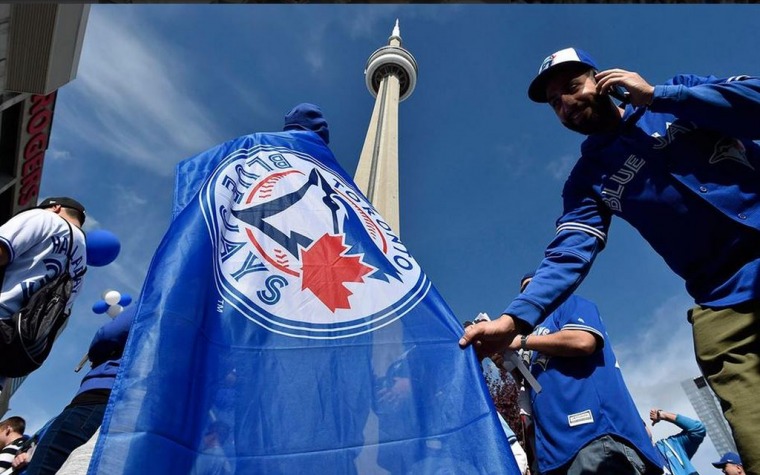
[354,20,418,235]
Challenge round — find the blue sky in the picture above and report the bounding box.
[12,4,760,472]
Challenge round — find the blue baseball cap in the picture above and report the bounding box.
[283,103,330,145]
[712,452,743,468]
[528,47,599,103]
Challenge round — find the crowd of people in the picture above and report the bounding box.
[482,273,714,475]
[0,42,756,475]
[0,308,134,475]
[0,194,136,474]
[462,46,759,474]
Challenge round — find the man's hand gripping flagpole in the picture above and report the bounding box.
[461,313,541,393]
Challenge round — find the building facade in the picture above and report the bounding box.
[0,3,90,416]
[681,376,738,455]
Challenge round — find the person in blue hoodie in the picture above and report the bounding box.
[19,304,135,475]
[649,409,705,475]
[459,47,760,474]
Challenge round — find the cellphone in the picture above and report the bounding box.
[608,85,630,104]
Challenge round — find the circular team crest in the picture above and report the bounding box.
[200,144,429,339]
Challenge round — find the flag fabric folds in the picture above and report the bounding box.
[89,128,520,474]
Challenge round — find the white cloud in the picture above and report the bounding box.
[6,401,55,437]
[92,186,165,293]
[545,154,576,181]
[305,47,326,75]
[494,142,532,178]
[111,184,148,210]
[342,7,401,40]
[614,293,722,473]
[57,8,223,176]
[81,213,101,232]
[340,6,463,41]
[217,74,278,128]
[46,148,73,162]
[297,6,464,76]
[98,261,144,297]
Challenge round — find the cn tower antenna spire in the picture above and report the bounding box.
[354,20,418,235]
[390,19,401,42]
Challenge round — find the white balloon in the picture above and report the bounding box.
[106,304,123,317]
[103,290,121,306]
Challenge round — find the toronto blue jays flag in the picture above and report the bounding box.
[89,123,519,474]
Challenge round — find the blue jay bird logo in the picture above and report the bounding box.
[231,167,401,311]
[709,137,753,170]
[201,145,428,338]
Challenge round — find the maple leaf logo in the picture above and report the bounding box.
[300,234,374,312]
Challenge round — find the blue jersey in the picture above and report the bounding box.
[655,414,706,475]
[526,295,663,473]
[505,74,760,327]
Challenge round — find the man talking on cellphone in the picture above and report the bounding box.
[459,47,760,474]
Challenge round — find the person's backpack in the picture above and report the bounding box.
[0,221,81,377]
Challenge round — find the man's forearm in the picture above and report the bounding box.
[653,410,705,432]
[517,329,597,357]
[656,410,677,423]
[651,78,760,140]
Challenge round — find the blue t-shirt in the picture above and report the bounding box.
[527,295,663,473]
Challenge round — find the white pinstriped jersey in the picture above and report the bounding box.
[0,209,86,319]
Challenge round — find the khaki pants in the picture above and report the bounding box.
[691,303,760,475]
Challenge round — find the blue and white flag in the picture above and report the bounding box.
[89,128,519,474]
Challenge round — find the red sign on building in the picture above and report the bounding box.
[14,91,57,212]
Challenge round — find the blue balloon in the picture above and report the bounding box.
[92,300,109,314]
[118,293,132,307]
[86,229,121,267]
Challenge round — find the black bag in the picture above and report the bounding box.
[0,221,78,378]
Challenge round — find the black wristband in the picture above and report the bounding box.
[520,335,529,351]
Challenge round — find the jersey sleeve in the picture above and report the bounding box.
[650,74,760,140]
[504,167,610,328]
[665,414,707,459]
[554,295,606,349]
[0,210,52,263]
